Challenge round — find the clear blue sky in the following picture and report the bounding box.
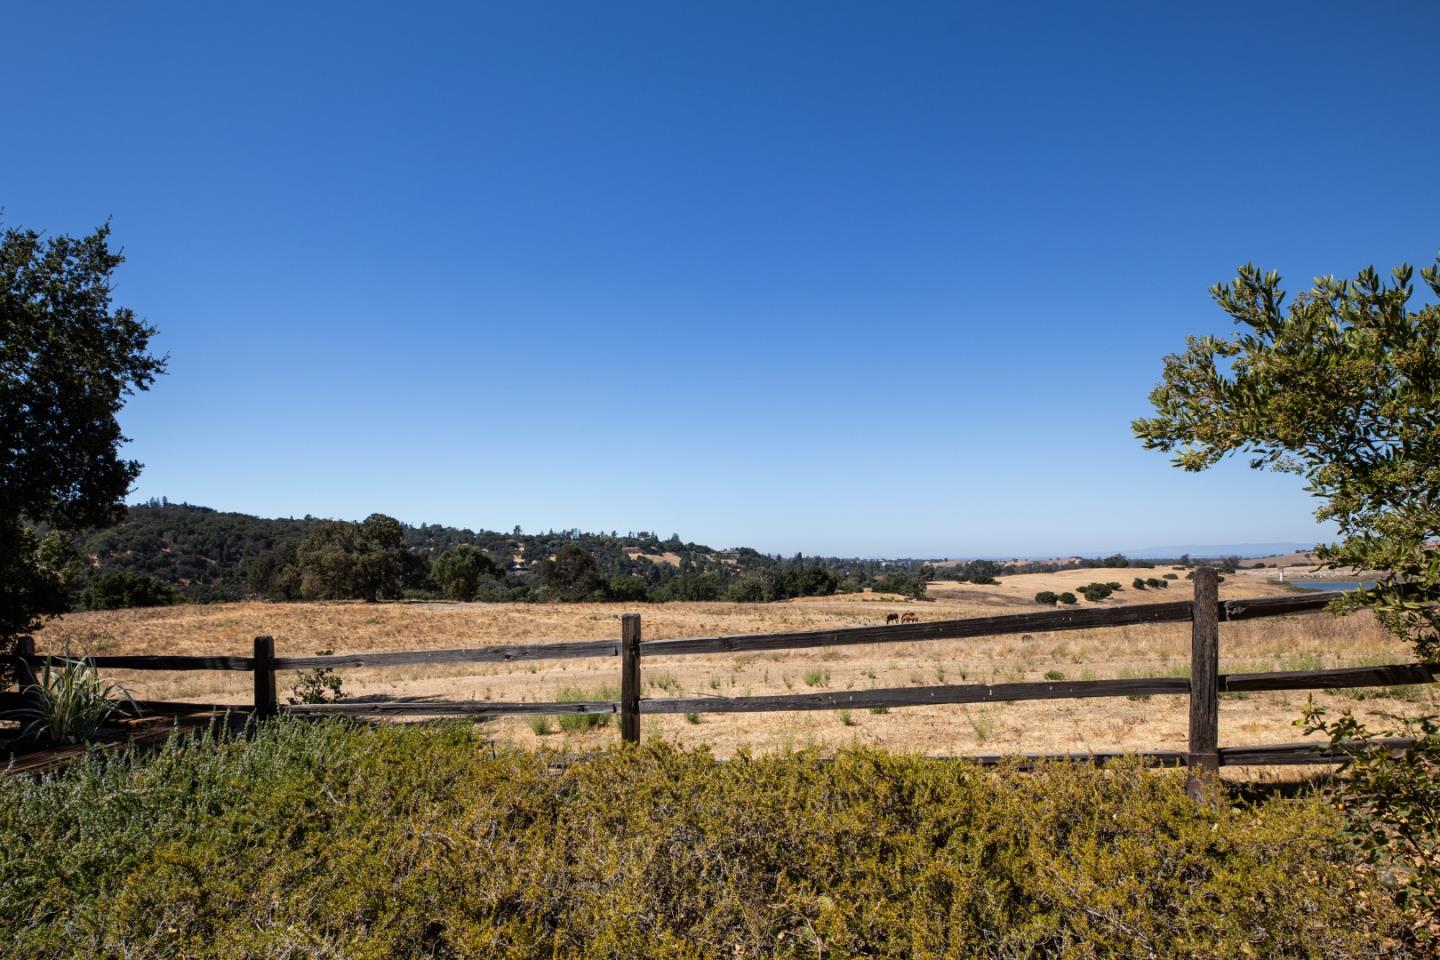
[6,2,1438,557]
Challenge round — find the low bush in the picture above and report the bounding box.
[1034,590,1058,605]
[0,723,1407,958]
[12,656,134,744]
[1058,591,1078,604]
[1302,702,1440,948]
[555,685,618,732]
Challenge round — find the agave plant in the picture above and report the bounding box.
[13,655,135,745]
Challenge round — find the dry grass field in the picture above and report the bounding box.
[36,567,1437,769]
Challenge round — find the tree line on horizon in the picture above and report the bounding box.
[36,500,943,609]
[33,500,1251,612]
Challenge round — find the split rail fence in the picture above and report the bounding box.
[8,569,1439,793]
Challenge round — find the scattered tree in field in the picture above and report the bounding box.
[874,570,928,599]
[1078,582,1114,602]
[540,544,606,602]
[1057,592,1078,604]
[1163,573,1178,580]
[1132,577,1147,590]
[431,544,504,601]
[79,571,177,610]
[1,221,165,664]
[296,514,409,602]
[1034,591,1058,605]
[1135,253,1440,660]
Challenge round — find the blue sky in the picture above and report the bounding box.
[6,2,1438,557]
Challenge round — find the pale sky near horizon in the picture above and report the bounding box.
[6,2,1438,557]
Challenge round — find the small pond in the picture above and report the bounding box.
[1288,579,1376,592]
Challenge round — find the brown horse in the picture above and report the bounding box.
[885,613,900,624]
[900,612,919,623]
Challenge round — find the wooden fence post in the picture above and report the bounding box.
[620,614,641,744]
[1187,568,1220,800]
[253,636,278,720]
[15,636,37,689]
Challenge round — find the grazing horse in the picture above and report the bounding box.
[885,613,900,624]
[900,612,919,623]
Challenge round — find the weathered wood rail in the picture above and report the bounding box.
[6,575,1437,791]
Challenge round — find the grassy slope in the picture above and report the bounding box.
[0,721,1411,959]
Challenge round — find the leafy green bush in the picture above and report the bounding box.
[1058,591,1078,604]
[1302,701,1440,947]
[0,723,1406,958]
[285,649,346,705]
[873,571,928,599]
[1132,577,1147,590]
[1034,590,1058,605]
[78,570,177,610]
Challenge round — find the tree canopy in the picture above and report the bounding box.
[1135,253,1440,659]
[1,221,164,646]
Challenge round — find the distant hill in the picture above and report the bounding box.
[62,501,912,604]
[1115,543,1317,559]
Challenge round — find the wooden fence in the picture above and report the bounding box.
[7,569,1438,794]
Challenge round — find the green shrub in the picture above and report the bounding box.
[1034,590,1058,605]
[803,667,830,687]
[1058,591,1078,604]
[1133,577,1147,590]
[1302,702,1440,947]
[78,570,177,610]
[285,649,346,705]
[555,685,618,732]
[0,723,1408,958]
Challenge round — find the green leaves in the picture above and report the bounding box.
[1136,251,1440,661]
[1,220,165,647]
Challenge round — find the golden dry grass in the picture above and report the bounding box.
[37,569,1436,770]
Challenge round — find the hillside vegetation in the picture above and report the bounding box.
[0,721,1410,959]
[50,501,1208,610]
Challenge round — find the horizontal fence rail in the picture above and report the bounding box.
[641,677,1193,715]
[273,639,619,671]
[2,653,256,672]
[640,601,1198,656]
[6,582,1434,788]
[287,698,617,718]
